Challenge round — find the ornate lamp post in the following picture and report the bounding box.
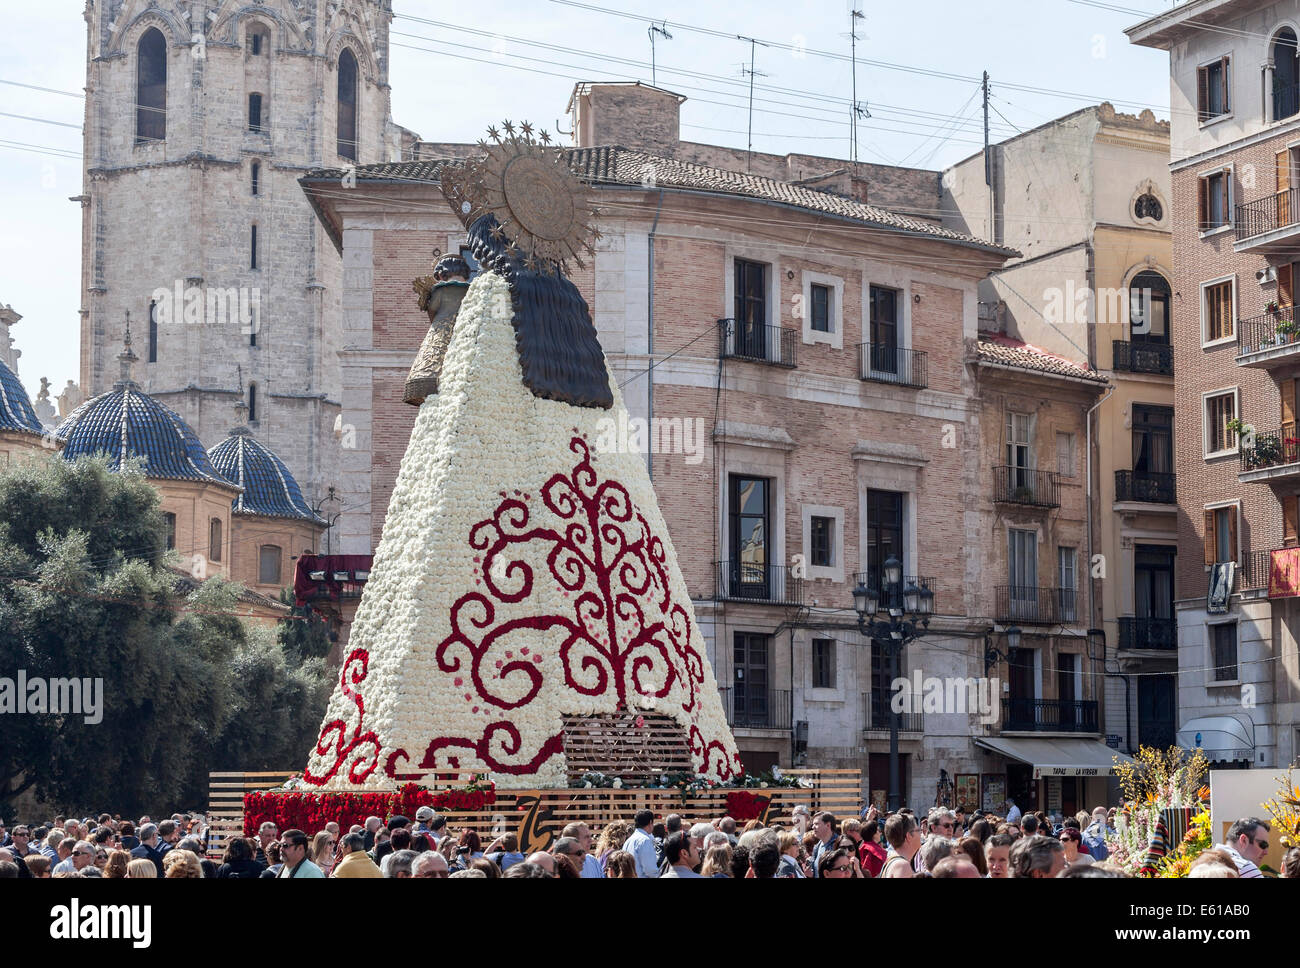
[852,556,934,811]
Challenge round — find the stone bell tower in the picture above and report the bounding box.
[79,0,408,504]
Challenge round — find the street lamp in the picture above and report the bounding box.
[852,555,932,812]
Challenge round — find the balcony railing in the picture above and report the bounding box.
[995,585,1078,625]
[1002,698,1098,733]
[1114,470,1176,504]
[1239,548,1294,592]
[714,560,804,606]
[852,573,939,613]
[858,343,928,389]
[719,687,791,730]
[1237,306,1300,357]
[294,554,372,605]
[861,693,924,733]
[1117,616,1177,651]
[1236,188,1299,241]
[1239,423,1300,473]
[993,466,1060,508]
[1112,339,1173,376]
[717,318,797,368]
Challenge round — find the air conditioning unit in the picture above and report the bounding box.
[1257,265,1277,285]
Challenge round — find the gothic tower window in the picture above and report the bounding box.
[148,298,158,363]
[248,382,258,421]
[338,48,358,160]
[248,24,269,57]
[135,27,167,143]
[248,92,264,132]
[250,224,258,269]
[251,161,260,196]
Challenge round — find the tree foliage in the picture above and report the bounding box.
[0,456,329,818]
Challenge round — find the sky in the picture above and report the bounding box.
[0,0,1176,396]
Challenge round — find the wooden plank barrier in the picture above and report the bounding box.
[207,768,862,859]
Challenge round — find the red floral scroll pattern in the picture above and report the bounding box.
[303,648,381,787]
[419,434,739,779]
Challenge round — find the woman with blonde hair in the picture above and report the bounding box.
[595,820,633,872]
[777,831,806,878]
[701,844,733,878]
[603,850,637,879]
[309,830,335,876]
[126,858,157,878]
[103,849,131,879]
[162,849,203,878]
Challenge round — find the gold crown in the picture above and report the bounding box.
[439,121,601,274]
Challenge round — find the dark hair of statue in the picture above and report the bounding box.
[466,213,613,410]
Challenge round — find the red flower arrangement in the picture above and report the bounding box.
[243,780,496,836]
[725,790,770,824]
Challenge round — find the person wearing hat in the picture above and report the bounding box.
[415,807,440,841]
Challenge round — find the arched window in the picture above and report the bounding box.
[162,511,176,550]
[248,92,264,132]
[337,48,358,160]
[250,224,258,269]
[148,298,158,363]
[251,161,260,196]
[1275,28,1299,121]
[248,24,268,57]
[136,27,167,143]
[1129,270,1171,345]
[259,544,283,584]
[209,517,223,562]
[248,382,257,421]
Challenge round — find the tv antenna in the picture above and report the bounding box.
[738,35,770,173]
[842,8,868,163]
[648,22,672,87]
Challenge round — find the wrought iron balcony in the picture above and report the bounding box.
[858,343,928,389]
[995,585,1078,625]
[1002,698,1098,733]
[717,318,797,368]
[861,693,925,734]
[993,466,1060,508]
[1236,306,1300,366]
[719,687,791,730]
[1114,470,1176,504]
[714,560,804,606]
[1117,616,1177,651]
[1235,188,1300,249]
[1112,340,1172,376]
[1238,423,1300,477]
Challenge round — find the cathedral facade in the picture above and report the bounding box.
[78,0,416,511]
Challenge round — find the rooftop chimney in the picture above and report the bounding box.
[569,82,686,154]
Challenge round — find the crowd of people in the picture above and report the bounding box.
[0,803,1295,879]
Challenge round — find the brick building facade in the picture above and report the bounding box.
[301,82,1137,809]
[1131,0,1300,771]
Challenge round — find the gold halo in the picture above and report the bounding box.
[439,121,601,273]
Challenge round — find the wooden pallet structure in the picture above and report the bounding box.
[207,768,863,859]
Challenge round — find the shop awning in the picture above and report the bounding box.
[1175,716,1254,761]
[975,736,1132,778]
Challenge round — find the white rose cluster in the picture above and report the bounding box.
[305,272,741,790]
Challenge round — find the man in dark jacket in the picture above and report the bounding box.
[130,824,166,877]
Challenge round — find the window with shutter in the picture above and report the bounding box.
[1281,263,1294,308]
[1285,497,1299,547]
[1204,392,1236,455]
[1203,280,1233,341]
[1203,508,1216,566]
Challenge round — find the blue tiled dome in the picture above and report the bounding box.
[0,357,43,435]
[208,427,325,523]
[55,382,232,486]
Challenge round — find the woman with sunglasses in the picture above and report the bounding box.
[1059,828,1093,868]
[818,846,859,878]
